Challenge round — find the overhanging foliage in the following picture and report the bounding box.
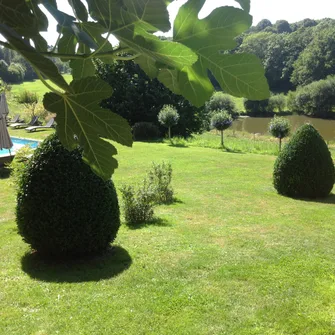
[0,0,270,179]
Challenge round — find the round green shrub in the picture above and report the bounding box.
[269,116,290,139]
[16,133,120,258]
[273,124,335,198]
[132,122,161,141]
[158,105,179,128]
[210,110,233,131]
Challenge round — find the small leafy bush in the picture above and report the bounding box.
[16,133,120,258]
[273,124,335,198]
[15,90,38,105]
[158,105,179,139]
[120,180,155,226]
[268,94,286,112]
[269,116,291,151]
[147,161,174,204]
[210,111,233,146]
[286,77,335,117]
[132,122,161,141]
[120,161,174,226]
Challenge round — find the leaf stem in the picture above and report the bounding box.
[1,39,138,61]
[0,40,14,50]
[51,31,62,53]
[36,48,139,61]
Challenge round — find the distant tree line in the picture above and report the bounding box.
[236,17,335,118]
[0,46,70,84]
[237,18,335,93]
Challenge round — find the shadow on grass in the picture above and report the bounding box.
[127,217,171,230]
[0,167,11,179]
[223,146,245,154]
[173,197,184,204]
[168,143,189,148]
[295,193,335,205]
[21,246,132,283]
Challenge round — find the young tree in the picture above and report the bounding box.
[0,0,269,179]
[210,111,233,147]
[158,105,179,140]
[269,116,291,151]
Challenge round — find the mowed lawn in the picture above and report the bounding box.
[10,74,72,99]
[1,137,335,334]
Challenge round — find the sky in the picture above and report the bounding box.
[41,0,335,44]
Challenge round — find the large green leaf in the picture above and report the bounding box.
[70,44,96,79]
[135,55,158,78]
[87,0,170,32]
[86,0,123,27]
[44,2,98,50]
[80,22,114,54]
[235,0,250,12]
[86,0,196,70]
[173,0,269,106]
[157,68,181,95]
[174,3,251,51]
[31,35,48,52]
[58,30,78,59]
[43,77,133,180]
[68,0,88,22]
[27,0,49,32]
[0,24,70,92]
[123,0,171,32]
[178,62,214,106]
[111,11,197,70]
[205,52,270,98]
[0,0,39,36]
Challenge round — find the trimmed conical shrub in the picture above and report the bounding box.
[16,133,120,258]
[273,124,334,198]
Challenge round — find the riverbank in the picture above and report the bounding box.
[232,115,335,142]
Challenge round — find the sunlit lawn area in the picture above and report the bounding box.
[168,130,335,158]
[6,75,72,120]
[1,130,335,334]
[10,74,72,99]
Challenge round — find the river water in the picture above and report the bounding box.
[232,115,335,141]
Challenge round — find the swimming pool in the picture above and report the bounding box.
[0,137,39,157]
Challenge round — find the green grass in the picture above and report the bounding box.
[169,130,335,158]
[8,127,55,141]
[10,74,72,99]
[1,134,335,334]
[6,75,72,121]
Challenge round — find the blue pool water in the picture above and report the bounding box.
[0,137,39,156]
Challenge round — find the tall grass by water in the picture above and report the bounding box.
[168,130,335,157]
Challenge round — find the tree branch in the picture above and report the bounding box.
[0,40,14,50]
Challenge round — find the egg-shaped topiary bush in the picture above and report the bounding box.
[273,124,334,198]
[16,133,120,258]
